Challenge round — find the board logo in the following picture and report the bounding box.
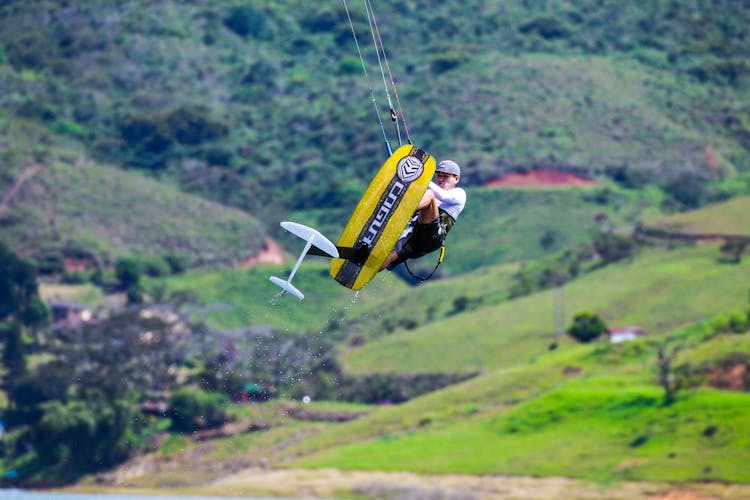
[397,155,424,183]
[361,181,404,246]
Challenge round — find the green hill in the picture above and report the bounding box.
[289,383,750,483]
[260,243,750,483]
[292,183,646,276]
[148,183,645,330]
[644,195,750,237]
[344,244,750,374]
[1,0,750,264]
[3,1,750,495]
[148,261,411,332]
[1,137,267,267]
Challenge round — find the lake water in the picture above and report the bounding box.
[0,491,304,500]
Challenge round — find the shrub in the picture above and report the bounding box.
[539,229,558,250]
[119,107,229,155]
[429,51,471,73]
[168,387,229,433]
[567,312,608,343]
[448,295,483,315]
[52,118,87,138]
[138,256,172,278]
[592,232,636,264]
[662,171,708,209]
[164,253,190,274]
[126,284,144,305]
[224,5,268,39]
[115,258,141,291]
[688,58,750,86]
[302,7,338,33]
[241,59,278,88]
[607,164,653,189]
[728,310,748,333]
[163,106,229,145]
[338,56,362,75]
[718,238,749,264]
[519,16,570,39]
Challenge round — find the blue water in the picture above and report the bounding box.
[0,491,303,500]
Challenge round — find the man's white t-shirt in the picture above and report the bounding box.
[428,181,466,221]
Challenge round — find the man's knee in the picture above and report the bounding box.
[418,191,439,223]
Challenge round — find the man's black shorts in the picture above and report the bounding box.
[387,218,445,270]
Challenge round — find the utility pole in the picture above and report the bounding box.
[550,283,565,350]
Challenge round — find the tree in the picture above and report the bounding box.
[1,322,27,392]
[115,258,143,303]
[5,361,70,426]
[168,387,228,433]
[657,343,682,406]
[567,312,608,343]
[592,232,635,264]
[662,171,708,209]
[12,305,193,473]
[0,241,49,393]
[719,237,749,263]
[28,391,137,469]
[0,241,47,324]
[115,258,140,290]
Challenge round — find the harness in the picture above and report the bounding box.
[403,209,454,283]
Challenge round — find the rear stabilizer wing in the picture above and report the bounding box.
[269,221,339,301]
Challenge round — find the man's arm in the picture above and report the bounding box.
[429,181,466,204]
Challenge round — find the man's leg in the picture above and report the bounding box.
[416,189,439,224]
[380,190,439,271]
[380,249,399,271]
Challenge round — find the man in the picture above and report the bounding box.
[380,159,467,271]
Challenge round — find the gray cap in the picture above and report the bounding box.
[436,160,460,177]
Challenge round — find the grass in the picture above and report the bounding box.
[344,244,750,374]
[38,282,107,307]
[644,195,750,236]
[291,183,656,276]
[67,242,750,491]
[2,153,268,266]
[289,385,750,484]
[676,332,750,368]
[146,261,412,332]
[181,179,658,337]
[2,1,750,494]
[279,321,750,483]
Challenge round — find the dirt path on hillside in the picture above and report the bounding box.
[238,237,286,267]
[486,169,598,188]
[64,467,750,500]
[0,164,40,215]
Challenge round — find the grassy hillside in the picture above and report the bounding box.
[289,181,666,277]
[147,259,419,332]
[95,312,750,489]
[290,384,750,483]
[644,195,750,236]
[1,0,750,265]
[1,139,267,266]
[17,219,750,495]
[3,1,750,494]
[274,307,750,484]
[344,244,750,374]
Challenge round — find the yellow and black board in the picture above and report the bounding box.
[330,144,436,290]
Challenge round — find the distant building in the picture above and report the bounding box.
[49,302,96,328]
[609,326,646,344]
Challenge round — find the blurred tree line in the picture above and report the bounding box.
[1,0,749,224]
[0,241,475,485]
